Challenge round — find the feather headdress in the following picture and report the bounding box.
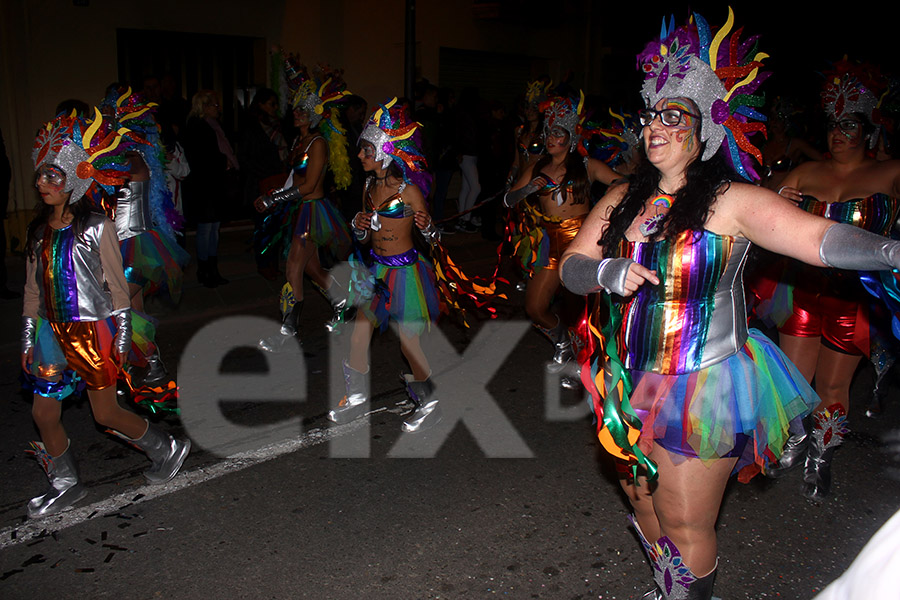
[359,98,432,197]
[636,7,769,180]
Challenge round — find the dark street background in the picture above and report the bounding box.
[1,226,899,599]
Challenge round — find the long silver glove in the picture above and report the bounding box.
[258,186,302,211]
[560,254,636,296]
[503,178,542,208]
[112,309,132,361]
[819,223,900,270]
[419,222,440,246]
[351,212,369,241]
[22,316,37,355]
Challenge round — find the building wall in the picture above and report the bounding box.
[1,0,601,247]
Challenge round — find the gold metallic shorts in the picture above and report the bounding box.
[542,214,586,271]
[48,320,118,390]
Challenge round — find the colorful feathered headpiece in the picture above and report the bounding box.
[821,57,886,148]
[284,55,351,128]
[100,86,159,138]
[637,7,769,180]
[525,79,553,110]
[541,91,587,154]
[359,98,432,197]
[281,53,353,190]
[98,86,183,238]
[586,109,641,169]
[32,109,134,204]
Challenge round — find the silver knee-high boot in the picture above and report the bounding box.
[765,416,809,478]
[112,421,191,484]
[629,515,717,600]
[144,348,169,384]
[803,403,848,501]
[259,299,303,353]
[402,374,442,433]
[26,440,88,519]
[322,276,355,333]
[537,318,580,389]
[328,360,371,424]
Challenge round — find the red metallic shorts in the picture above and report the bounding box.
[778,283,865,355]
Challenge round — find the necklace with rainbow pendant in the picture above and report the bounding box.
[639,192,673,236]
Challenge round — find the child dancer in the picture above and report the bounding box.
[23,112,190,519]
[327,98,442,432]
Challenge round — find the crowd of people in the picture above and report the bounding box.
[10,7,900,599]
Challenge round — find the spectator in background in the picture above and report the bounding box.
[182,90,235,287]
[454,87,481,233]
[478,100,515,240]
[0,127,18,299]
[240,87,287,281]
[432,87,457,234]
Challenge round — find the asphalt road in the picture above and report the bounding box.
[1,227,899,599]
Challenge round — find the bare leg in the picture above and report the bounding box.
[302,246,332,291]
[622,444,736,576]
[812,346,862,413]
[32,394,67,456]
[285,237,309,302]
[778,333,820,384]
[286,237,332,303]
[620,464,661,542]
[525,268,561,330]
[87,386,147,439]
[648,446,736,575]
[348,315,375,373]
[399,329,430,381]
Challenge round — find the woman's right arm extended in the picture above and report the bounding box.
[559,184,658,296]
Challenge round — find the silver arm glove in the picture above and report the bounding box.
[560,254,636,296]
[351,212,370,241]
[112,309,132,360]
[503,179,542,208]
[259,186,302,211]
[819,223,900,270]
[22,316,37,355]
[420,222,440,246]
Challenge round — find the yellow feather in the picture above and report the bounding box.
[120,107,152,121]
[88,132,122,162]
[723,52,769,102]
[82,107,103,148]
[709,6,735,73]
[116,87,132,108]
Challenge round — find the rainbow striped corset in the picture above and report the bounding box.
[36,214,116,322]
[797,194,900,236]
[616,230,751,375]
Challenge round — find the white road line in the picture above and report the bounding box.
[0,418,372,550]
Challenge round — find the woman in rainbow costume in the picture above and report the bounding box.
[255,55,353,352]
[560,9,900,598]
[23,111,190,519]
[504,92,619,386]
[327,98,442,433]
[761,60,900,501]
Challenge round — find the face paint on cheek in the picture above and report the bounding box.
[674,128,696,153]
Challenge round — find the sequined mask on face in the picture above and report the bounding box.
[34,166,66,190]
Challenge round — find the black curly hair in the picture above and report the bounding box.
[598,143,737,252]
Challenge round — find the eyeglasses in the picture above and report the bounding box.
[638,108,700,127]
[827,118,861,134]
[34,166,66,189]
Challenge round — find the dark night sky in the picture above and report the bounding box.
[596,2,891,110]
